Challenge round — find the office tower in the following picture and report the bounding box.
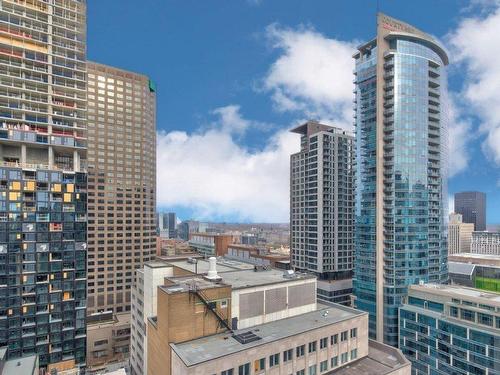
[158,212,176,238]
[290,121,355,305]
[400,283,500,375]
[454,191,486,231]
[448,213,474,255]
[353,13,449,345]
[0,0,87,371]
[145,258,410,375]
[471,231,500,255]
[86,62,156,315]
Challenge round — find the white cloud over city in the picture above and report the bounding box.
[449,2,500,165]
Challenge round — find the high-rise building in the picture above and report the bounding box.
[290,121,355,305]
[399,283,500,375]
[448,213,474,255]
[353,13,449,345]
[86,62,156,314]
[454,191,486,231]
[158,212,177,238]
[0,0,87,371]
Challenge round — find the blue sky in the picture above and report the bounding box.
[88,0,500,224]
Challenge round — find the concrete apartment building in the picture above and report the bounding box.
[85,63,156,369]
[454,191,486,231]
[399,283,500,375]
[145,258,410,375]
[471,231,500,255]
[86,62,156,314]
[353,13,449,345]
[188,232,235,257]
[290,121,355,306]
[448,213,474,255]
[0,0,87,371]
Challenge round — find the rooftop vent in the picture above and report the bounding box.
[283,270,296,278]
[233,331,262,344]
[187,257,198,264]
[205,257,221,281]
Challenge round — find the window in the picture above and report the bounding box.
[320,337,328,349]
[331,356,338,367]
[331,334,338,345]
[284,348,293,362]
[221,370,233,375]
[269,353,279,367]
[238,363,250,375]
[350,328,357,338]
[341,352,348,364]
[351,348,357,360]
[341,331,348,342]
[308,364,317,375]
[296,344,305,357]
[308,341,317,353]
[254,358,265,372]
[320,360,328,372]
[297,371,305,375]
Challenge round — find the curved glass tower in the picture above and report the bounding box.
[353,13,449,346]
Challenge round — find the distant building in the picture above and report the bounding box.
[189,233,235,257]
[454,191,486,231]
[156,238,191,257]
[145,259,410,375]
[158,212,177,238]
[241,233,258,245]
[448,213,474,254]
[225,244,290,269]
[471,231,500,255]
[400,283,500,375]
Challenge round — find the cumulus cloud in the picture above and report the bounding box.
[449,4,500,165]
[157,105,299,222]
[263,24,357,128]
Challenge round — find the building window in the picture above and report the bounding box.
[320,360,328,372]
[350,328,357,338]
[254,358,265,372]
[297,371,305,375]
[269,353,280,367]
[238,363,250,375]
[284,348,293,362]
[221,370,233,375]
[351,348,357,360]
[341,352,348,364]
[341,331,348,342]
[308,364,317,375]
[331,334,338,345]
[308,341,317,353]
[331,356,338,367]
[320,337,328,349]
[296,344,305,357]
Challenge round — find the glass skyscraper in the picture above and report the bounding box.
[0,0,87,371]
[353,13,449,346]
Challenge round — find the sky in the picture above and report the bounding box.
[87,0,500,224]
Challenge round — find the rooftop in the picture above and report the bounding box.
[167,258,255,274]
[1,354,38,375]
[326,340,410,375]
[449,261,476,276]
[409,283,500,305]
[171,304,366,367]
[449,253,500,268]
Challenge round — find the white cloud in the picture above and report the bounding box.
[157,105,299,222]
[449,4,500,165]
[263,24,357,129]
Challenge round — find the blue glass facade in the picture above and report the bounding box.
[353,15,448,346]
[400,286,500,375]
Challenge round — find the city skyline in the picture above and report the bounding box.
[87,0,500,224]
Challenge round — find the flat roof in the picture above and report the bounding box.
[215,269,315,290]
[2,355,38,375]
[449,253,500,267]
[410,283,500,304]
[326,340,409,375]
[168,258,255,274]
[171,304,366,367]
[449,262,476,276]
